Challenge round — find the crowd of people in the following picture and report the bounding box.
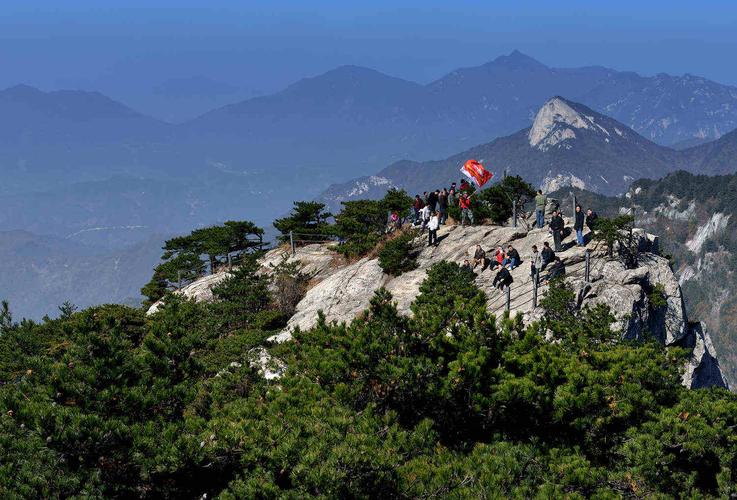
[404,182,600,294]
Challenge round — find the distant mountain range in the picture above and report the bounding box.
[0,230,164,319]
[321,96,737,204]
[3,50,737,318]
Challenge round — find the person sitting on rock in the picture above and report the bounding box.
[492,265,514,291]
[504,244,521,270]
[461,259,473,273]
[549,210,565,252]
[427,211,440,247]
[492,246,505,270]
[547,257,566,281]
[472,244,487,270]
[540,241,555,271]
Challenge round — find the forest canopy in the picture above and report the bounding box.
[2,255,737,498]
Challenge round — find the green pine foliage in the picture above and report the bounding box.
[2,259,737,497]
[333,189,414,258]
[377,230,419,276]
[141,220,264,305]
[478,175,537,225]
[273,201,333,244]
[592,214,635,256]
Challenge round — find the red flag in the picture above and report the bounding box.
[460,159,493,188]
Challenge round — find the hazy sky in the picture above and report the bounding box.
[2,0,736,121]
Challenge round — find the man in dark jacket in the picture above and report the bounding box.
[586,209,598,231]
[427,190,438,213]
[549,210,565,252]
[547,257,566,281]
[574,205,585,247]
[505,245,521,270]
[438,189,449,225]
[412,195,424,224]
[492,266,513,290]
[540,242,555,271]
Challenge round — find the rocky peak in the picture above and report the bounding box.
[528,97,594,150]
[148,214,729,390]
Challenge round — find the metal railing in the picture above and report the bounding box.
[487,249,599,316]
[288,231,342,256]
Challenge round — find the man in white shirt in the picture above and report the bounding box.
[428,211,440,247]
[419,205,431,230]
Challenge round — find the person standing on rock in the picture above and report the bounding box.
[459,193,474,226]
[549,210,565,252]
[449,183,457,205]
[428,190,439,213]
[438,189,449,225]
[428,211,440,247]
[574,204,585,247]
[419,204,431,230]
[586,208,599,234]
[412,194,424,224]
[535,190,547,229]
[530,245,543,282]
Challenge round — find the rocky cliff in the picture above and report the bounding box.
[148,216,728,390]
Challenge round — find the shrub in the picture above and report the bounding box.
[269,254,312,316]
[378,230,419,276]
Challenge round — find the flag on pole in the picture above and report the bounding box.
[460,159,493,188]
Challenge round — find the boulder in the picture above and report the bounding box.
[681,323,729,390]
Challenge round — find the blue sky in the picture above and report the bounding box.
[3,1,736,121]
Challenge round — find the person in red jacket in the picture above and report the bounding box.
[412,194,424,224]
[459,192,474,227]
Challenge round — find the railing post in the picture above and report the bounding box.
[289,230,295,256]
[505,285,511,312]
[585,249,591,284]
[532,270,539,308]
[227,253,232,270]
[512,199,517,228]
[177,270,182,289]
[571,191,576,219]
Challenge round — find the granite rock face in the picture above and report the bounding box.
[147,220,728,389]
